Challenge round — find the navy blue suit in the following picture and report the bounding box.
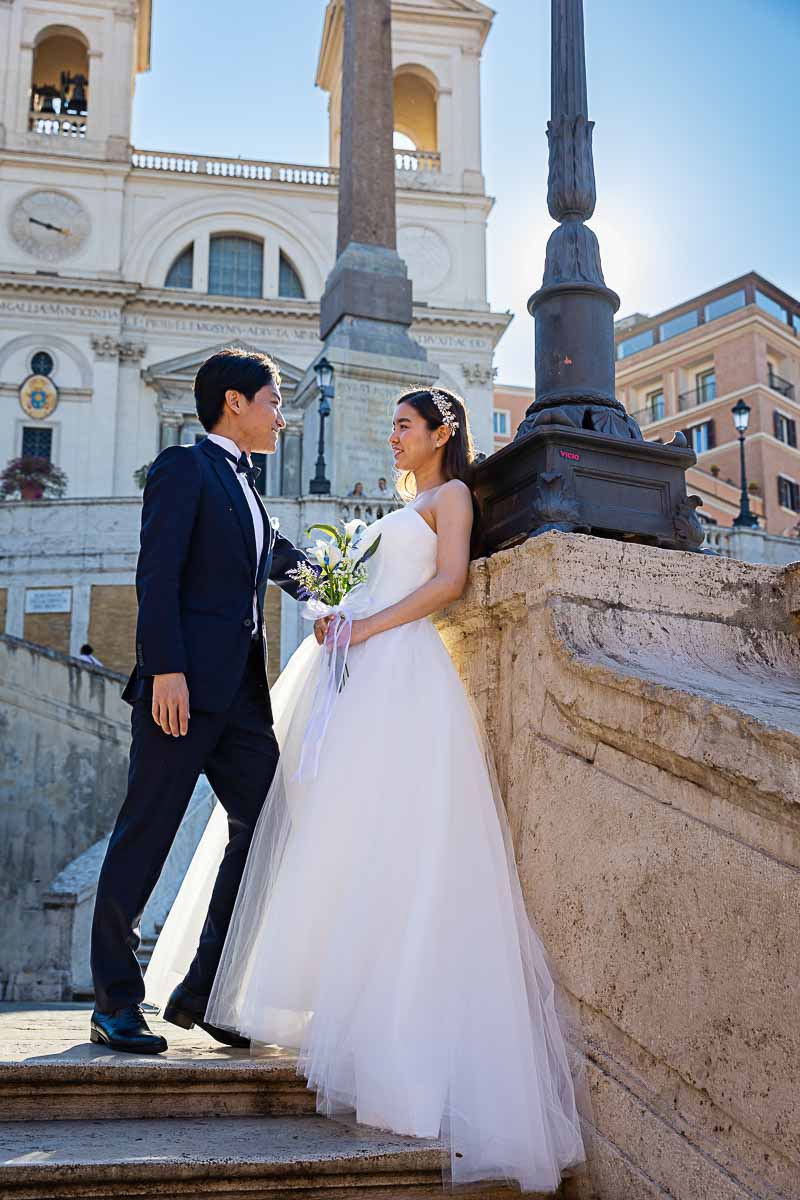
[91,437,311,1013]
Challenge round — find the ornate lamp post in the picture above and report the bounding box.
[309,356,334,496]
[732,399,759,528]
[472,0,704,555]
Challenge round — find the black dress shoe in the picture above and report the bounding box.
[90,1005,168,1054]
[163,981,250,1048]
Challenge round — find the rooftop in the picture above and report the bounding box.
[615,272,800,363]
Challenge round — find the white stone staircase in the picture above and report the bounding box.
[0,1005,576,1199]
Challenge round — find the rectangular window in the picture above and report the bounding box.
[646,389,665,421]
[777,476,800,512]
[493,409,511,437]
[22,426,53,459]
[659,310,699,342]
[704,290,745,322]
[793,313,800,335]
[688,420,715,455]
[617,329,655,359]
[774,411,798,447]
[696,369,716,404]
[755,290,787,324]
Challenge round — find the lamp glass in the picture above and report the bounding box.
[732,400,751,434]
[315,357,334,392]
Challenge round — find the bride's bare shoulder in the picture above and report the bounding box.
[435,478,473,511]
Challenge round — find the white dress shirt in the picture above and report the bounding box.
[207,433,264,631]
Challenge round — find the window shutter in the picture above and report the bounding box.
[778,477,786,507]
[789,419,798,449]
[774,411,783,440]
[707,420,716,449]
[682,428,692,450]
[793,482,800,513]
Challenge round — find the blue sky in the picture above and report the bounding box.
[132,0,800,385]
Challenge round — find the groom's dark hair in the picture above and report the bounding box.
[194,348,282,432]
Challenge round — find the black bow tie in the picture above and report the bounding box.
[221,447,261,485]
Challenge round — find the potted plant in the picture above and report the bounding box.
[709,464,721,478]
[748,481,760,496]
[1,456,67,501]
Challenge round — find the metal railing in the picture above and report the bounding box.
[131,147,441,185]
[768,368,795,400]
[628,398,666,426]
[678,383,717,412]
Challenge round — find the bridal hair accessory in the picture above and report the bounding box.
[431,389,460,433]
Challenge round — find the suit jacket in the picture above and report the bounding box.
[122,437,311,714]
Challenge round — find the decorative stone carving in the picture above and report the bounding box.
[397,225,451,292]
[461,363,496,387]
[91,335,120,361]
[90,336,146,363]
[118,341,146,364]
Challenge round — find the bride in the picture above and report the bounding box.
[145,386,585,1193]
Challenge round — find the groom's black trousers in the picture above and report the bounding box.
[91,643,278,1014]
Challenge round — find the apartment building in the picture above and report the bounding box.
[493,273,799,534]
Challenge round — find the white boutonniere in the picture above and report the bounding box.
[270,516,280,530]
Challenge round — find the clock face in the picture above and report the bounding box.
[10,190,91,262]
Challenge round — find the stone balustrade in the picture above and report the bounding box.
[130,148,441,185]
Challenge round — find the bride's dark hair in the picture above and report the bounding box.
[394,385,484,558]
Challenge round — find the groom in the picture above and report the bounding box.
[90,348,313,1054]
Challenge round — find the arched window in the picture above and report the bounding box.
[393,69,438,153]
[165,245,194,290]
[31,29,89,133]
[278,252,305,299]
[208,235,263,298]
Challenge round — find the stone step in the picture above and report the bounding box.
[0,1114,553,1199]
[0,1055,316,1122]
[0,1004,313,1122]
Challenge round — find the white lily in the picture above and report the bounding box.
[344,518,367,539]
[313,539,343,567]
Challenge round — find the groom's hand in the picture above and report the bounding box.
[152,672,190,737]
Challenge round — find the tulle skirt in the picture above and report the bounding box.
[148,618,585,1193]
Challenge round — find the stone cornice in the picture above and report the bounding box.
[0,272,512,340]
[0,273,138,302]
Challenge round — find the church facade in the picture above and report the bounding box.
[0,0,510,671]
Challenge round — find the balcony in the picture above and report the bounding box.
[130,148,441,188]
[678,383,717,412]
[629,397,666,426]
[29,112,86,138]
[768,368,795,401]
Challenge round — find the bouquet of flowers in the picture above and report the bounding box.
[287,519,381,608]
[289,519,381,781]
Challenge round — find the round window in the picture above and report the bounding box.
[31,351,54,376]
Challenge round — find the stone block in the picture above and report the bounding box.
[441,531,800,1200]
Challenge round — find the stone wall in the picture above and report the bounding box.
[0,635,130,1000]
[437,534,800,1200]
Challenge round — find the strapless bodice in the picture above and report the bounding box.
[361,506,438,613]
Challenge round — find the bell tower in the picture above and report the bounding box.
[0,0,151,159]
[316,0,493,195]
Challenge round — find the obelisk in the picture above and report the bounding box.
[299,0,432,498]
[319,0,425,359]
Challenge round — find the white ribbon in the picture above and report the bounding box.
[293,584,373,782]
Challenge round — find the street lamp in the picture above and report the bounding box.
[309,356,334,495]
[731,399,759,528]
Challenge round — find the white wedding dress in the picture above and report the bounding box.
[145,505,584,1193]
